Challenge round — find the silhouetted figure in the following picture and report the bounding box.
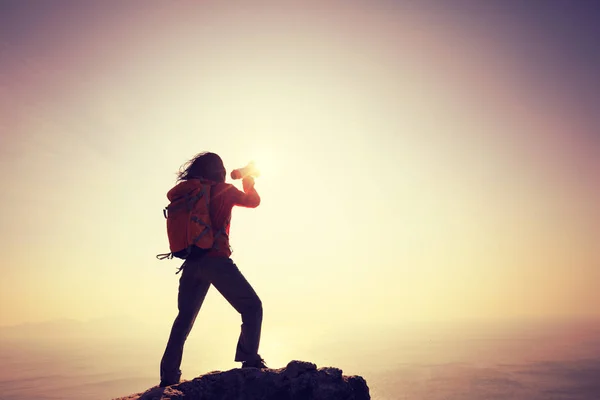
[157,152,266,387]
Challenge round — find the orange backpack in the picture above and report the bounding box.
[156,179,215,260]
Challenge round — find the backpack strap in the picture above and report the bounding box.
[156,252,174,260]
[190,215,211,245]
[211,217,229,252]
[163,187,207,218]
[189,185,212,245]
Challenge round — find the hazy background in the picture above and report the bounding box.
[1,0,599,399]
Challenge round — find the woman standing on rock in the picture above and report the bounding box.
[157,152,267,387]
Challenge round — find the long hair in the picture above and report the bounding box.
[177,152,226,182]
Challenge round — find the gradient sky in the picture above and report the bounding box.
[1,0,599,364]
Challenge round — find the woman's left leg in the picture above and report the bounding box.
[199,256,263,362]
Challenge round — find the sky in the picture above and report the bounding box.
[1,0,599,365]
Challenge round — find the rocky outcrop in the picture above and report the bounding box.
[115,360,370,400]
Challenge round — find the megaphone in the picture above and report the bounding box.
[231,161,260,180]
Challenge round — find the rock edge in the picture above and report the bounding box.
[114,360,370,400]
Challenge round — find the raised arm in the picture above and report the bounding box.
[232,177,261,208]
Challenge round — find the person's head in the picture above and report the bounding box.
[177,152,226,182]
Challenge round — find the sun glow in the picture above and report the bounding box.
[243,148,282,182]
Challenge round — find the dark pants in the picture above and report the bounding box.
[160,255,263,383]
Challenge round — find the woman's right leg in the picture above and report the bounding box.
[160,260,210,385]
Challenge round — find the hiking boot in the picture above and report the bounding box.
[241,357,268,369]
